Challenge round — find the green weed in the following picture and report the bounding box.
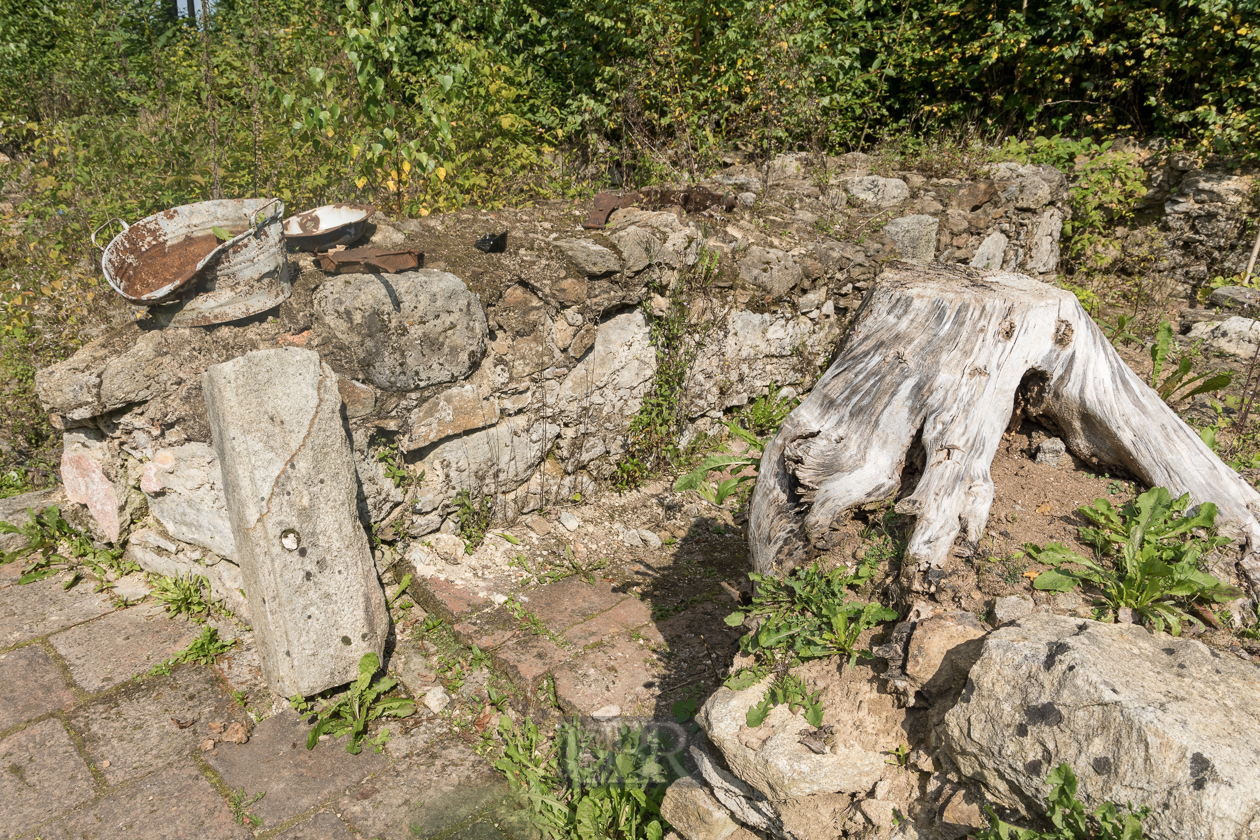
[1026,486,1241,635]
[290,653,416,755]
[151,573,226,623]
[228,788,265,829]
[1148,321,1231,405]
[976,763,1147,840]
[493,714,678,840]
[0,505,135,590]
[149,626,237,675]
[673,422,766,508]
[453,489,493,552]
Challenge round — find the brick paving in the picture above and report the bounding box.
[0,575,516,840]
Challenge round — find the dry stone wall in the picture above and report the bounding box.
[30,151,1257,617]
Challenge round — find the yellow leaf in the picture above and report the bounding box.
[1023,570,1041,580]
[436,167,447,181]
[419,207,430,217]
[401,159,411,174]
[1036,503,1052,515]
[355,176,368,189]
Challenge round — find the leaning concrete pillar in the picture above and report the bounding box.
[203,347,387,697]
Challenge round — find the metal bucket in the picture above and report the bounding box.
[94,198,292,327]
[283,204,372,252]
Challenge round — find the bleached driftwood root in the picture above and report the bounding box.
[749,264,1260,594]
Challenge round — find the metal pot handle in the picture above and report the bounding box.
[91,217,129,249]
[249,198,284,230]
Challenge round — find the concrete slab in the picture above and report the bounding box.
[0,718,96,839]
[0,575,114,649]
[68,665,248,786]
[37,760,249,840]
[492,635,572,691]
[562,597,653,648]
[204,709,384,829]
[49,605,199,692]
[336,737,508,840]
[0,644,75,731]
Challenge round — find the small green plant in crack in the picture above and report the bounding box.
[373,435,415,490]
[228,788,265,828]
[454,489,493,551]
[744,671,823,728]
[505,597,563,644]
[1148,320,1232,406]
[1025,486,1241,635]
[0,505,135,589]
[151,573,228,623]
[290,653,416,754]
[674,422,766,508]
[741,386,799,437]
[148,626,237,675]
[976,762,1148,840]
[885,743,911,768]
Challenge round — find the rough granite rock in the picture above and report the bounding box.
[140,442,235,558]
[202,347,387,697]
[899,611,987,706]
[1209,286,1260,312]
[660,776,739,840]
[1187,315,1260,358]
[554,238,622,276]
[1025,208,1064,274]
[737,247,803,298]
[883,215,938,264]
[942,612,1260,840]
[688,311,817,416]
[845,176,910,208]
[696,676,886,800]
[406,383,501,452]
[970,232,1008,271]
[312,270,487,392]
[60,429,125,543]
[609,226,664,275]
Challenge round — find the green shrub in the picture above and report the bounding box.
[977,762,1148,840]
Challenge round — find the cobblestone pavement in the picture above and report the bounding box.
[0,574,518,840]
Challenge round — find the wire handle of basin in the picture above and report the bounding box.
[90,217,129,249]
[249,198,284,231]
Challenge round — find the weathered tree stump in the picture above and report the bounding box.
[749,264,1260,595]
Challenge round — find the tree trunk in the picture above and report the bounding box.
[749,264,1260,595]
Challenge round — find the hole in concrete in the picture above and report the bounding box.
[281,529,301,551]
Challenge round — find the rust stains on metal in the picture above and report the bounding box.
[316,247,423,274]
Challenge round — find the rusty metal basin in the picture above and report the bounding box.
[282,204,372,252]
[95,198,292,326]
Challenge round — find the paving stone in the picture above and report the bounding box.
[212,631,271,703]
[452,607,522,652]
[563,597,653,648]
[272,810,357,839]
[336,737,508,840]
[417,575,490,621]
[50,604,199,693]
[68,664,248,786]
[492,635,572,690]
[37,760,249,840]
[0,644,75,731]
[525,577,626,635]
[552,636,664,717]
[448,821,509,840]
[0,574,114,648]
[0,718,96,839]
[205,709,385,828]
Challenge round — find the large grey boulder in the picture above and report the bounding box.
[1187,315,1260,359]
[313,270,487,392]
[883,215,938,264]
[202,347,387,697]
[140,442,235,559]
[35,327,165,421]
[738,247,802,297]
[609,226,664,275]
[942,613,1260,840]
[1209,286,1260,312]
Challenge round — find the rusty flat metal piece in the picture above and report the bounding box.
[317,247,423,274]
[582,192,641,229]
[641,186,735,213]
